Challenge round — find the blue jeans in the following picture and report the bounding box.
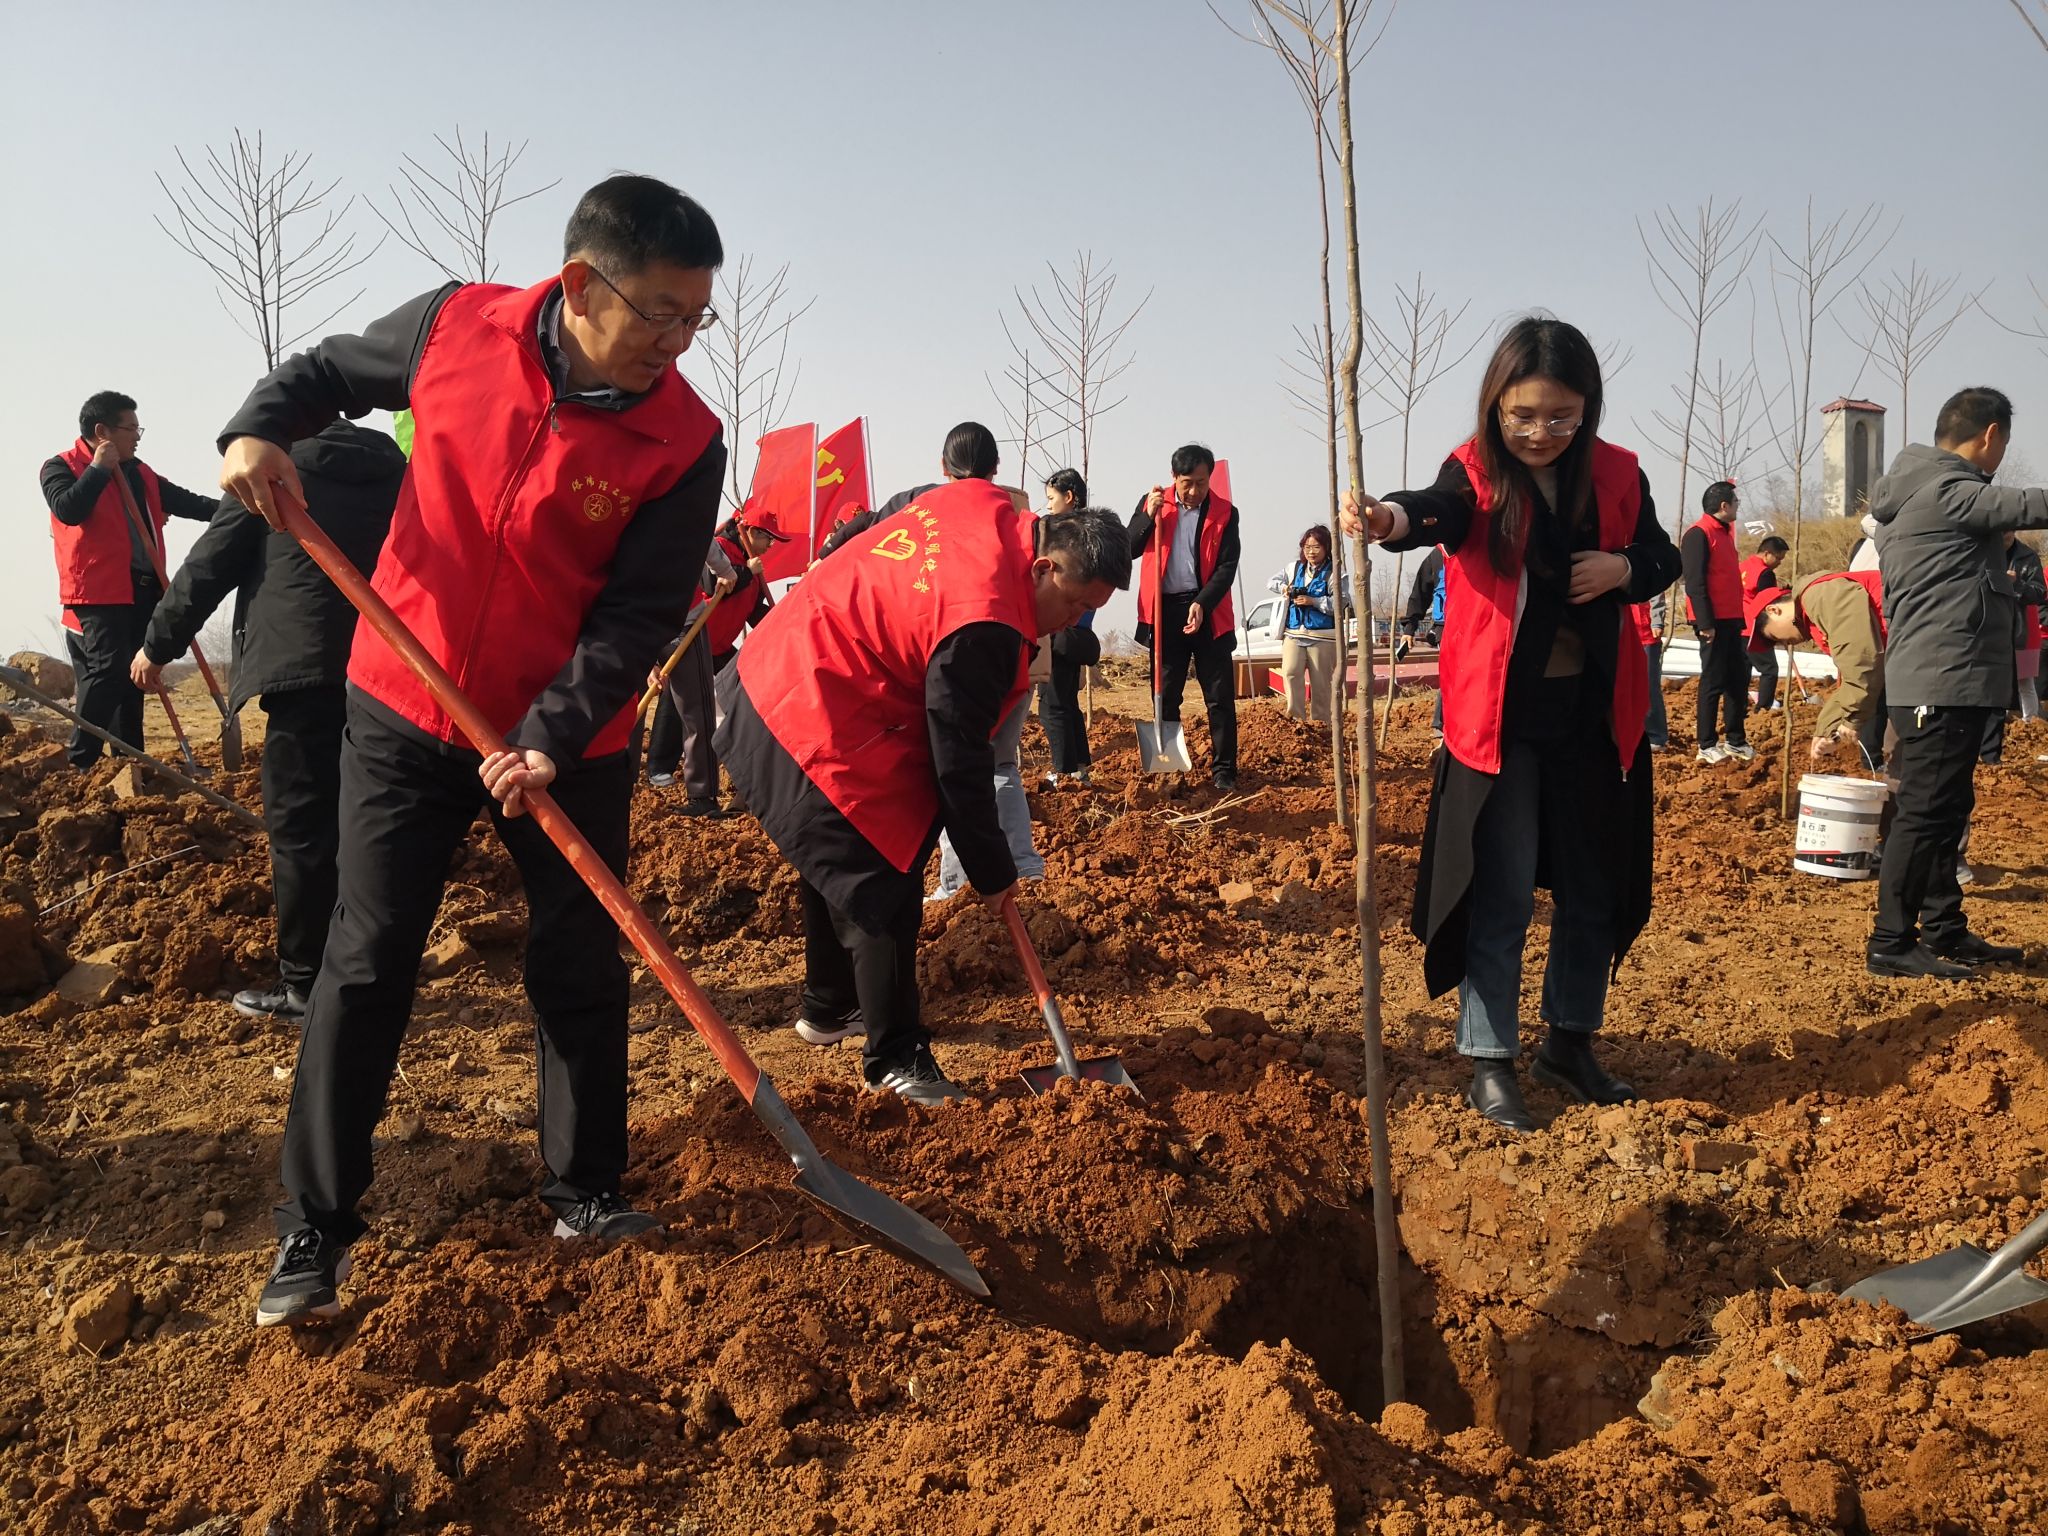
[935,695,1044,894]
[1456,737,1616,1058]
[1643,641,1667,748]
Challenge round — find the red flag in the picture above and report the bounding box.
[744,424,817,581]
[812,418,872,552]
[1211,458,1231,506]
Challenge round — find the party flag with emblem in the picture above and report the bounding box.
[744,423,818,581]
[812,418,872,553]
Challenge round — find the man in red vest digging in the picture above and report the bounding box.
[1746,569,1887,760]
[38,392,221,766]
[1682,479,1750,764]
[215,174,728,1328]
[1130,444,1244,789]
[716,499,1131,1105]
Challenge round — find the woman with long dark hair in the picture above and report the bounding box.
[1343,316,1680,1132]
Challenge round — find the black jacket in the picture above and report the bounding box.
[1400,547,1446,632]
[1126,493,1242,646]
[143,421,407,711]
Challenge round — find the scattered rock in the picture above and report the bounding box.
[6,651,74,698]
[200,1209,226,1232]
[419,932,480,980]
[109,761,149,800]
[189,1139,226,1166]
[1681,1138,1756,1174]
[1777,1459,1861,1531]
[54,953,123,1007]
[1202,1005,1267,1040]
[157,927,226,996]
[488,1098,536,1130]
[386,1111,426,1144]
[0,1164,55,1217]
[710,1327,821,1427]
[61,1277,136,1357]
[1218,881,1258,910]
[0,903,54,998]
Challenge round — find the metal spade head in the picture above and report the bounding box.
[1136,718,1192,774]
[1842,1245,2048,1333]
[793,1160,990,1299]
[1020,1056,1142,1098]
[219,715,245,772]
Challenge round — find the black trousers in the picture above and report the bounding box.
[647,638,718,798]
[1871,704,1991,954]
[1857,683,1889,772]
[1748,646,1779,712]
[63,573,161,767]
[276,699,634,1242]
[1041,656,1091,773]
[1696,624,1749,748]
[260,687,346,993]
[798,872,924,1082]
[1152,592,1238,774]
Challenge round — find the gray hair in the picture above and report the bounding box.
[1041,505,1133,590]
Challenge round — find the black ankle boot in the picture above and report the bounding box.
[1465,1058,1536,1133]
[1531,1029,1635,1106]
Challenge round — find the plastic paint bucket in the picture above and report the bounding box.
[1794,774,1889,880]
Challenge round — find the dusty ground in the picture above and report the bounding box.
[3,662,2048,1534]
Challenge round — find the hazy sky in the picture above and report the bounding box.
[6,0,2046,655]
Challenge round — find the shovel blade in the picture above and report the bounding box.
[1842,1244,2048,1332]
[220,716,245,772]
[793,1158,989,1299]
[1020,1055,1142,1099]
[1136,720,1192,774]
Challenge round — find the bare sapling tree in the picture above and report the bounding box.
[1845,263,1981,443]
[156,129,382,368]
[986,342,1064,493]
[2009,0,2048,50]
[1006,253,1149,484]
[1690,357,1777,485]
[696,256,815,507]
[1983,277,2048,358]
[370,127,558,284]
[1214,0,1364,829]
[1363,272,1477,745]
[1761,199,1893,814]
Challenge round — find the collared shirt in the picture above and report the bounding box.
[1164,496,1205,593]
[537,288,645,413]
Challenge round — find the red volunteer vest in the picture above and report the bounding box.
[1440,438,1649,776]
[700,531,758,656]
[1800,569,1887,653]
[1740,554,1781,600]
[1136,493,1236,639]
[1683,514,1744,622]
[348,279,721,757]
[736,480,1038,872]
[51,441,167,606]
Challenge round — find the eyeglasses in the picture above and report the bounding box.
[1500,412,1582,440]
[588,268,718,337]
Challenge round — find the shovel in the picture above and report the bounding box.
[110,467,244,769]
[272,491,987,1300]
[999,893,1139,1097]
[1842,1206,2048,1332]
[1135,503,1192,775]
[636,588,725,728]
[150,681,206,778]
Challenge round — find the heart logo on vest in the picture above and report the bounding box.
[870,528,917,561]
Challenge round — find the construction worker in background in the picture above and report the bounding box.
[1130,445,1244,790]
[1740,534,1788,712]
[1682,480,1750,763]
[216,174,729,1327]
[718,498,1131,1106]
[38,392,220,766]
[133,420,408,1023]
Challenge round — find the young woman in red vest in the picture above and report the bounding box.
[1343,316,1680,1133]
[1681,481,1750,762]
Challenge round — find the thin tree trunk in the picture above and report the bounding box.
[1312,96,1350,832]
[1332,0,1403,1410]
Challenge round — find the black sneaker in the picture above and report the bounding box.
[254,1229,351,1327]
[1212,769,1239,792]
[676,797,729,819]
[553,1192,663,1239]
[1931,932,2025,967]
[234,984,308,1022]
[1867,944,1978,979]
[865,1047,968,1107]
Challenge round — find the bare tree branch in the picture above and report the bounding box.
[1006,252,1149,483]
[690,256,815,507]
[369,127,558,284]
[155,130,383,368]
[2008,0,2048,52]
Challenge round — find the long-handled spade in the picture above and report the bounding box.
[1842,1206,2048,1333]
[150,679,206,778]
[272,492,989,1300]
[111,469,243,769]
[1135,500,1192,775]
[998,893,1138,1097]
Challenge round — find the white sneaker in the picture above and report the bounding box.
[1727,743,1756,763]
[794,1013,867,1046]
[1696,743,1730,765]
[1957,862,1977,887]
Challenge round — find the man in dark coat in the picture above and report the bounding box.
[1866,386,2048,978]
[133,419,407,1021]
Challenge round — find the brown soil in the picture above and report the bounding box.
[5,675,2048,1534]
